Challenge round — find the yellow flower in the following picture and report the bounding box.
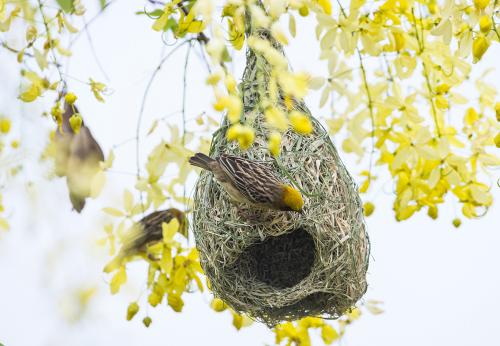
[464,107,479,125]
[50,102,63,126]
[427,205,438,219]
[143,316,152,327]
[168,294,184,312]
[428,1,438,14]
[495,102,500,121]
[363,202,375,216]
[25,25,37,43]
[224,75,237,93]
[110,266,127,294]
[321,324,339,344]
[69,113,83,133]
[393,32,405,51]
[126,302,139,321]
[479,15,492,33]
[226,124,255,149]
[289,111,313,135]
[210,298,227,312]
[206,71,222,85]
[279,72,309,98]
[148,291,162,307]
[89,78,106,102]
[265,107,288,131]
[299,5,309,16]
[494,132,500,148]
[452,218,462,228]
[213,95,242,123]
[231,312,253,330]
[435,84,450,94]
[316,0,332,15]
[472,35,489,63]
[474,0,489,10]
[271,22,289,45]
[435,95,449,110]
[0,117,11,134]
[268,132,281,157]
[64,92,77,105]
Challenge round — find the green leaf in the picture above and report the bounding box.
[99,0,106,10]
[56,0,73,13]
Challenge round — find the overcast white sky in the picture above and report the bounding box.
[0,1,499,346]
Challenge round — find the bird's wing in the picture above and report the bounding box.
[217,155,283,204]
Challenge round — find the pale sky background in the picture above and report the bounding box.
[0,1,499,346]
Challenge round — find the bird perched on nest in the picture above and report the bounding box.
[104,208,188,273]
[54,99,104,212]
[189,153,304,212]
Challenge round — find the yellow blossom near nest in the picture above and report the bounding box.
[289,111,313,135]
[275,317,339,346]
[227,124,255,149]
[278,72,309,99]
[126,302,139,321]
[265,107,288,131]
[213,94,242,123]
[142,316,152,327]
[363,202,375,217]
[210,298,253,330]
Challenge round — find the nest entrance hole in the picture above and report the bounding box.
[236,228,316,289]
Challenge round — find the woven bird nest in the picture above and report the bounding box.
[192,22,369,327]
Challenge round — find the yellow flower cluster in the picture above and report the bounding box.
[210,298,254,330]
[312,0,499,222]
[103,214,204,324]
[274,317,339,346]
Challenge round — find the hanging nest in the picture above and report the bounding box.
[192,21,369,327]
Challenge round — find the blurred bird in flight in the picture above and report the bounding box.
[103,208,188,273]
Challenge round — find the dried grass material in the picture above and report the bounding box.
[192,27,369,327]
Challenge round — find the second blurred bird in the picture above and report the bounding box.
[53,96,104,212]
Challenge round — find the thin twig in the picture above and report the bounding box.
[37,0,65,86]
[181,42,192,146]
[181,41,192,242]
[357,49,376,186]
[82,15,111,81]
[1,41,62,67]
[135,39,194,212]
[68,0,117,47]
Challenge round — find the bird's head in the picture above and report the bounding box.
[282,185,304,211]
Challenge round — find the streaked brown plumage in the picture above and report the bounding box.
[54,100,104,212]
[104,208,188,273]
[189,153,304,212]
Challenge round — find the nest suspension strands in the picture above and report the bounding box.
[192,6,369,327]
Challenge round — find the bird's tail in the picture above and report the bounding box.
[189,153,214,170]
